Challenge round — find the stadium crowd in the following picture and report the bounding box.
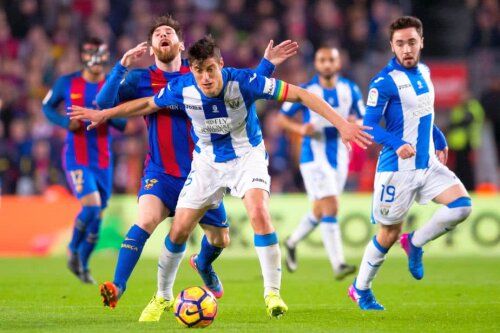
[0,0,499,196]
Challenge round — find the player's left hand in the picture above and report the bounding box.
[436,147,448,165]
[264,40,299,66]
[67,106,106,130]
[339,122,373,151]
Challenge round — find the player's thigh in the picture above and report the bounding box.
[177,156,225,210]
[418,161,468,205]
[372,171,418,225]
[300,161,341,201]
[231,144,270,198]
[66,166,101,206]
[137,194,170,233]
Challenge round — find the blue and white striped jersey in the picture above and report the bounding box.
[154,67,289,162]
[280,75,365,169]
[364,57,438,172]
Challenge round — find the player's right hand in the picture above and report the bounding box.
[300,123,315,136]
[339,122,373,150]
[120,41,148,67]
[396,143,416,159]
[67,106,105,130]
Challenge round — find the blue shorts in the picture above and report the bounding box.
[65,165,112,209]
[138,171,228,228]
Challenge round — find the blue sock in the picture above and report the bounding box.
[79,218,101,272]
[113,224,150,292]
[197,235,223,272]
[68,206,101,253]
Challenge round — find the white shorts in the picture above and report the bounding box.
[372,158,461,225]
[177,143,271,210]
[300,161,347,201]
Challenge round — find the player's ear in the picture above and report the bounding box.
[179,41,185,52]
[390,41,395,54]
[421,37,424,49]
[219,57,224,68]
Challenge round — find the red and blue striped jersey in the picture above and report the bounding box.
[97,59,275,178]
[97,60,193,177]
[42,71,126,170]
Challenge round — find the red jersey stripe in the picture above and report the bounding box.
[150,69,181,177]
[70,77,88,165]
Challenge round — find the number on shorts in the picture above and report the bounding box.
[380,185,396,203]
[70,169,84,193]
[184,170,195,187]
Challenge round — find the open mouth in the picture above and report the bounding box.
[160,40,170,47]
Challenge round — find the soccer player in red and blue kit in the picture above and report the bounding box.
[42,37,127,284]
[95,16,298,321]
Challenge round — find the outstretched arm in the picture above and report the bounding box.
[285,84,373,149]
[68,96,159,130]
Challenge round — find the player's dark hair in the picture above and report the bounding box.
[80,37,105,52]
[389,16,423,40]
[187,35,221,66]
[148,15,183,43]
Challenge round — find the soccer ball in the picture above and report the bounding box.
[174,286,218,328]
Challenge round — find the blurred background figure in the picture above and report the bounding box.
[447,89,484,190]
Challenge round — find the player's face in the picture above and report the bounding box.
[190,57,224,97]
[81,44,109,75]
[314,48,340,80]
[390,27,423,69]
[151,25,184,64]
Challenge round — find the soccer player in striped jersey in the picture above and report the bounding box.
[42,37,127,284]
[279,47,363,280]
[347,16,472,310]
[69,35,372,318]
[94,16,298,321]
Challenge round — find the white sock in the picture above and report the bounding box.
[286,212,318,247]
[355,236,388,290]
[320,216,345,272]
[412,199,472,247]
[254,233,281,297]
[156,241,185,300]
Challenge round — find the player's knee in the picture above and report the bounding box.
[247,205,270,225]
[209,234,230,248]
[447,197,472,226]
[169,227,191,244]
[78,206,101,226]
[137,213,163,233]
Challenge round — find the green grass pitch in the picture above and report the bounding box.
[1,256,499,332]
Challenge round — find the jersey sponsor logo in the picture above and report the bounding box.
[409,94,433,119]
[398,83,411,90]
[249,73,257,83]
[263,78,276,96]
[185,104,203,111]
[70,93,82,99]
[225,97,242,109]
[252,177,268,185]
[200,117,232,134]
[367,88,378,107]
[144,178,158,190]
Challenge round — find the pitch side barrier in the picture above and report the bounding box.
[0,194,498,256]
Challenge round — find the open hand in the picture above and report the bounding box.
[120,41,148,67]
[264,40,299,66]
[67,106,105,130]
[339,123,373,150]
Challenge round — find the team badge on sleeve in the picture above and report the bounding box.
[367,88,378,107]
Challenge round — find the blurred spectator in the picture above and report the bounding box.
[447,89,485,190]
[480,76,500,175]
